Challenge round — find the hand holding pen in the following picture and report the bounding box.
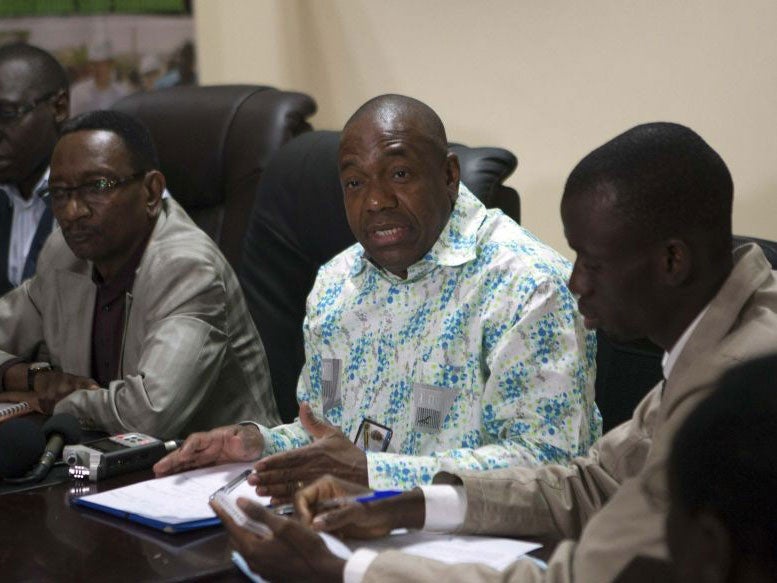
[293,474,425,540]
[271,488,403,516]
[208,469,422,541]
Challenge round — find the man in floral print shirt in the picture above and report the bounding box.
[156,94,599,493]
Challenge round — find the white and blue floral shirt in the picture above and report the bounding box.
[260,185,601,489]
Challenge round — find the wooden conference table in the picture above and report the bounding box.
[0,465,562,583]
[0,467,245,582]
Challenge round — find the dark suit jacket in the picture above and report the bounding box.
[0,190,54,296]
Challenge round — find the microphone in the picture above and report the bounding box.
[5,414,82,484]
[0,418,46,480]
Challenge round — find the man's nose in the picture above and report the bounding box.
[55,194,91,222]
[366,181,398,211]
[568,260,589,297]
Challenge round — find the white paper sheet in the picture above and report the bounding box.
[78,462,269,525]
[355,529,541,571]
[233,529,541,581]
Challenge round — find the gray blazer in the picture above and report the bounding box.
[0,198,280,439]
[364,244,777,583]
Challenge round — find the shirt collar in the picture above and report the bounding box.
[350,183,487,282]
[33,167,50,198]
[661,303,711,379]
[0,166,50,205]
[91,231,151,303]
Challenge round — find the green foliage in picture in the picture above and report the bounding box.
[0,0,188,17]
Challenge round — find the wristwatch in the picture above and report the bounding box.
[27,362,52,391]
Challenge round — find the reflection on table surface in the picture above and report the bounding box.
[0,468,245,582]
[0,455,557,581]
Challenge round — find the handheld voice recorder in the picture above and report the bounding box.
[63,433,180,481]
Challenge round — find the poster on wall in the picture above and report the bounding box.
[0,0,196,114]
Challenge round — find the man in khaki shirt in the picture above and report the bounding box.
[211,122,777,582]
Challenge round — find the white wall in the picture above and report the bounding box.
[194,0,777,258]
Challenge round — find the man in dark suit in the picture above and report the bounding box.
[0,43,69,295]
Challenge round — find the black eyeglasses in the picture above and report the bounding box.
[0,90,60,126]
[44,172,147,208]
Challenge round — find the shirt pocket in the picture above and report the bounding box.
[412,361,478,433]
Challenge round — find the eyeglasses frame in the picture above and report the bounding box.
[46,171,148,209]
[0,89,63,126]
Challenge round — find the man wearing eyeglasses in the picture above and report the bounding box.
[0,43,69,297]
[0,109,280,438]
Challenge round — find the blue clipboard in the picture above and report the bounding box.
[73,497,221,533]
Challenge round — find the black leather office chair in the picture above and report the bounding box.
[448,143,520,223]
[595,335,663,432]
[240,130,520,421]
[734,235,777,268]
[113,85,317,270]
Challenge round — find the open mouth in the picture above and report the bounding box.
[368,225,410,246]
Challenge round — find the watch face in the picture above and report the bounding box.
[28,362,52,391]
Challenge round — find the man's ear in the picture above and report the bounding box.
[444,152,460,204]
[143,170,165,218]
[52,90,69,126]
[661,238,692,286]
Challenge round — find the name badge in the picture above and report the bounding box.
[412,383,460,433]
[321,358,342,412]
[354,418,393,452]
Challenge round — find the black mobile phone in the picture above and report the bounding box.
[353,418,393,452]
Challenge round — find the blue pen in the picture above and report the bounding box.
[271,489,404,516]
[351,490,404,504]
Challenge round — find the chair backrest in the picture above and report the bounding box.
[733,235,777,268]
[449,143,520,223]
[594,334,663,432]
[113,85,317,269]
[240,130,520,421]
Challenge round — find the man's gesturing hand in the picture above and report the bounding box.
[249,402,368,502]
[153,424,264,477]
[211,497,345,583]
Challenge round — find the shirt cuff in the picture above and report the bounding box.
[343,549,380,583]
[420,484,467,532]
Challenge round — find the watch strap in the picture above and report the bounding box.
[27,362,52,392]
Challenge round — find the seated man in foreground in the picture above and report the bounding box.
[0,110,280,438]
[666,354,777,583]
[156,94,599,490]
[212,122,777,582]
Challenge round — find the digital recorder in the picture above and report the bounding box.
[63,433,180,481]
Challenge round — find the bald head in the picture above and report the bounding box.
[343,94,448,163]
[338,94,460,278]
[0,43,69,97]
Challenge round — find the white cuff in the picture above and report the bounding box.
[343,549,380,583]
[420,485,467,532]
